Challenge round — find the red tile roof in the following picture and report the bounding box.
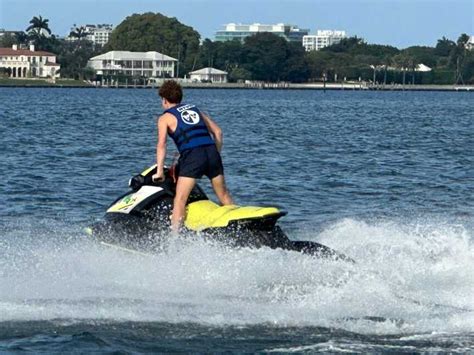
[0,48,56,56]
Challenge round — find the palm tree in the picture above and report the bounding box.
[457,33,470,48]
[69,26,90,49]
[434,36,456,57]
[69,26,89,41]
[15,31,29,45]
[26,15,51,37]
[393,53,413,87]
[453,33,470,84]
[381,55,392,87]
[407,56,418,85]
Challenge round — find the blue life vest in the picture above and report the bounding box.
[165,103,215,153]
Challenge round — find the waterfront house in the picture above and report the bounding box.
[0,44,60,78]
[87,50,177,78]
[189,67,228,83]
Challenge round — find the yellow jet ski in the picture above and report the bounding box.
[86,165,352,261]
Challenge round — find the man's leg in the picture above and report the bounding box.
[171,176,196,234]
[211,174,234,205]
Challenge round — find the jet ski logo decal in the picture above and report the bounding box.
[107,186,164,214]
[119,195,137,210]
[180,110,200,125]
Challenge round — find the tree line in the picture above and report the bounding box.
[194,33,473,85]
[1,13,473,84]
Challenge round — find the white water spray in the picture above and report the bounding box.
[1,217,473,335]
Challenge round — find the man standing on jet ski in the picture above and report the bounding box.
[152,80,234,234]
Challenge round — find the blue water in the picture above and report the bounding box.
[1,88,473,352]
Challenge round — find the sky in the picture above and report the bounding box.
[0,0,472,48]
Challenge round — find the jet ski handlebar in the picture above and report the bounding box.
[128,167,173,191]
[129,174,146,191]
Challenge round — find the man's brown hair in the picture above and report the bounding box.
[159,80,183,104]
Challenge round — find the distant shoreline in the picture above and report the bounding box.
[0,81,472,92]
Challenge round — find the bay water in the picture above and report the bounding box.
[0,88,473,352]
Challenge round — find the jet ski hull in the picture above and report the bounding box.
[88,214,352,262]
[87,166,353,262]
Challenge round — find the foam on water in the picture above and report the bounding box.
[1,217,473,335]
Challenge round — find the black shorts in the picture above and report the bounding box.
[177,144,224,179]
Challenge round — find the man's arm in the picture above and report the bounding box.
[154,114,169,180]
[202,113,223,152]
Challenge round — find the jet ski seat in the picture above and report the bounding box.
[185,200,282,231]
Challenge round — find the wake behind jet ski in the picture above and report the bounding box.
[86,165,353,262]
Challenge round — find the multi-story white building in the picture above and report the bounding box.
[67,24,113,46]
[215,23,309,43]
[87,51,177,78]
[0,44,60,78]
[303,30,347,51]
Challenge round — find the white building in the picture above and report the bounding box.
[303,30,347,51]
[87,51,177,78]
[0,29,23,38]
[467,35,474,51]
[416,63,432,72]
[67,24,114,46]
[0,44,60,78]
[189,67,228,83]
[215,23,309,43]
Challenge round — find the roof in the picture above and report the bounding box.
[189,67,228,75]
[89,50,177,61]
[0,48,56,56]
[416,63,432,72]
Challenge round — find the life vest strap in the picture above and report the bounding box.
[175,126,210,145]
[178,132,213,145]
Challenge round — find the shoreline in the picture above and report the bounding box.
[0,81,472,91]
